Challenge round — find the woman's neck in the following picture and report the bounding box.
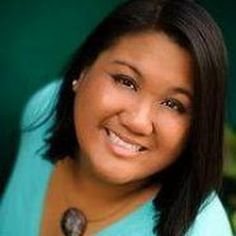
[58,156,159,223]
[40,157,159,236]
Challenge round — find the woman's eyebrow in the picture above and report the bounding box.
[112,59,192,100]
[170,87,193,101]
[111,59,142,77]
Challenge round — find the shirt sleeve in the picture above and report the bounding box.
[187,194,233,236]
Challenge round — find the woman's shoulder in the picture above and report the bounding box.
[21,79,61,129]
[187,193,233,236]
[0,81,60,236]
[9,80,61,172]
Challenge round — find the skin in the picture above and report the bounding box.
[73,32,193,188]
[40,32,194,236]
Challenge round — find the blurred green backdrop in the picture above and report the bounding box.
[0,0,236,232]
[0,0,123,191]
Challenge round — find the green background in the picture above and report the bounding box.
[0,0,122,192]
[1,0,236,232]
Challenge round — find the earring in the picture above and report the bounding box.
[72,80,78,91]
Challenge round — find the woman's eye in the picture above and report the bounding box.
[111,74,138,91]
[161,99,186,113]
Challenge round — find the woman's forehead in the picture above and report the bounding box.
[85,32,193,101]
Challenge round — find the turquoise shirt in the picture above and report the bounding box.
[0,81,233,236]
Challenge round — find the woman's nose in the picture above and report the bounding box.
[119,102,154,136]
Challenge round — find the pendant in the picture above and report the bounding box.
[61,208,87,236]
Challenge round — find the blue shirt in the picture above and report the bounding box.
[0,81,233,236]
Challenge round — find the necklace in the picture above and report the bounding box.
[58,158,159,235]
[60,189,155,236]
[61,207,87,236]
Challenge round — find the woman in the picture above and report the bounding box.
[0,0,233,235]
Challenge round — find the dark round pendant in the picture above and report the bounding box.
[61,208,87,236]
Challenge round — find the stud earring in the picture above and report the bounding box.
[72,80,78,91]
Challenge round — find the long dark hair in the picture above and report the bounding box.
[45,0,228,235]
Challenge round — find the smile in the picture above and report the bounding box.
[105,128,146,153]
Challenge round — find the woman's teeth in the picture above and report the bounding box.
[107,129,143,152]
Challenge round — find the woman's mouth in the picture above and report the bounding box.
[104,128,146,156]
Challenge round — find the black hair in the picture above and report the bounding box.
[44,0,228,235]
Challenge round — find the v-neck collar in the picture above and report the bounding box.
[37,160,158,236]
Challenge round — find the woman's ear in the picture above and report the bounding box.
[72,80,78,92]
[72,70,87,92]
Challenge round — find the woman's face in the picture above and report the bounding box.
[73,32,193,186]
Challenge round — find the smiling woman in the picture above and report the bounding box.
[72,32,193,186]
[0,0,233,236]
